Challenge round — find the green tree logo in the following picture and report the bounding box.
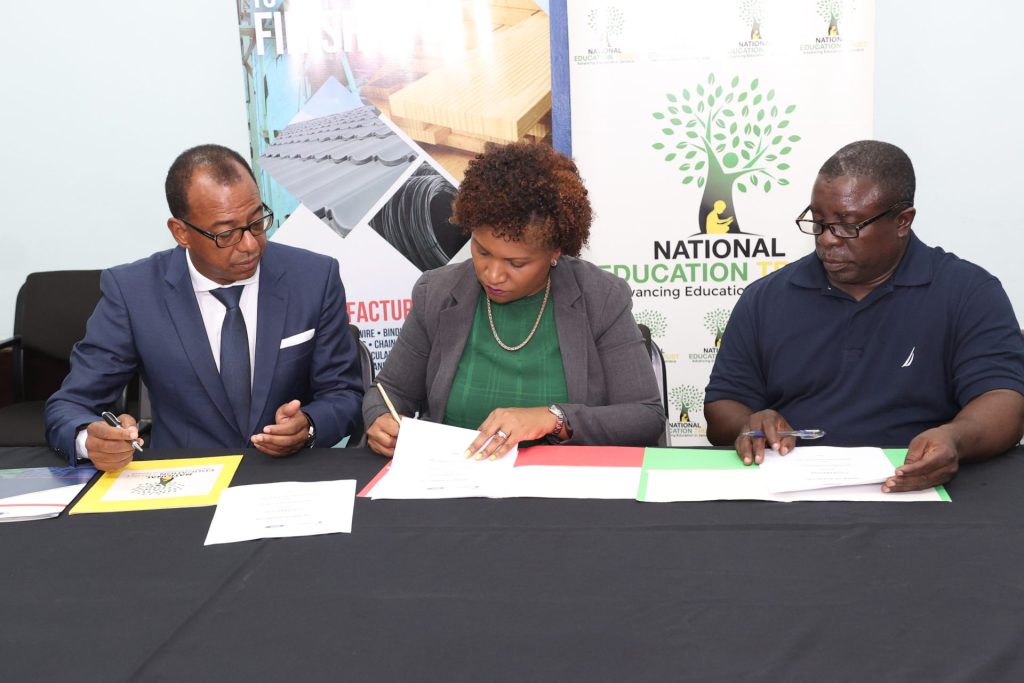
[670,385,705,423]
[587,7,625,49]
[634,309,668,338]
[652,73,800,235]
[704,308,731,348]
[131,477,184,496]
[739,0,764,40]
[817,0,852,36]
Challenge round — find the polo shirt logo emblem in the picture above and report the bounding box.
[901,347,916,368]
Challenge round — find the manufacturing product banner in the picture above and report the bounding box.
[235,0,552,370]
[566,0,874,444]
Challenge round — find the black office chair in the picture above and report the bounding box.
[638,323,670,447]
[0,270,112,446]
[345,323,375,447]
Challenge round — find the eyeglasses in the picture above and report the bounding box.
[180,205,274,248]
[795,201,912,239]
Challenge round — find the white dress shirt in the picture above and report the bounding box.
[185,249,260,379]
[76,250,261,459]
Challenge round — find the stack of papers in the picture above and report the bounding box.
[363,419,648,500]
[0,466,96,522]
[363,436,949,503]
[367,419,517,499]
[639,447,949,503]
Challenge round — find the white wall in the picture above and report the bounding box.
[875,1,1024,322]
[2,1,1023,336]
[0,1,249,336]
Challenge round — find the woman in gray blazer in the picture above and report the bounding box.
[363,143,665,458]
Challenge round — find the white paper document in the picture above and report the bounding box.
[369,419,518,499]
[642,468,945,503]
[643,468,767,502]
[503,465,642,499]
[639,446,947,503]
[204,480,356,545]
[759,446,895,493]
[773,482,945,502]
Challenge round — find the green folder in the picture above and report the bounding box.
[637,447,950,501]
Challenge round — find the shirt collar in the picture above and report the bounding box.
[790,231,932,290]
[185,249,260,293]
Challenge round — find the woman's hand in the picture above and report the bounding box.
[367,413,401,457]
[466,407,558,460]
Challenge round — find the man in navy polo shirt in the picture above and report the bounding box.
[704,140,1024,492]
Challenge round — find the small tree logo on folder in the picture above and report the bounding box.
[131,473,186,496]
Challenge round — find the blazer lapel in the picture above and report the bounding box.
[429,263,480,420]
[162,248,237,431]
[250,256,287,436]
[551,261,589,403]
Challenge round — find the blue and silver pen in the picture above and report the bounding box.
[740,429,825,440]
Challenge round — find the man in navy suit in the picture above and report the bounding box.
[45,144,364,470]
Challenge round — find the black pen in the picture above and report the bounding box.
[101,411,144,453]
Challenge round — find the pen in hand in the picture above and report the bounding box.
[376,383,403,425]
[101,411,144,453]
[740,429,826,440]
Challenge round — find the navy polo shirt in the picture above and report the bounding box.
[705,233,1024,447]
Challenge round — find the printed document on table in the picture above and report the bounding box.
[637,448,949,503]
[369,418,517,499]
[759,446,895,493]
[205,480,355,545]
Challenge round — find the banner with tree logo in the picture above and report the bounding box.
[566,0,875,444]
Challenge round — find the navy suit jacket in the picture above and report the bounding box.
[45,243,364,461]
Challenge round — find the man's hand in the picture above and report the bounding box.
[883,390,1024,492]
[467,407,557,461]
[366,414,401,458]
[883,426,959,493]
[735,409,796,465]
[252,399,310,457]
[85,414,142,471]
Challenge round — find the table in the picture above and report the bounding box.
[3,446,1023,681]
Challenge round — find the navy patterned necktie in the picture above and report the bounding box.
[210,287,251,435]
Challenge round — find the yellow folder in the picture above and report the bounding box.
[70,455,242,514]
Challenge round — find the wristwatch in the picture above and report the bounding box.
[547,404,568,440]
[302,412,316,449]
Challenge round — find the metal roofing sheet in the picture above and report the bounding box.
[259,106,418,236]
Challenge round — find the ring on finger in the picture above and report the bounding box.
[496,430,509,440]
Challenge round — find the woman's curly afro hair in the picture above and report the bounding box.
[451,142,592,257]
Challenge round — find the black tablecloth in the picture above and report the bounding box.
[2,446,1023,682]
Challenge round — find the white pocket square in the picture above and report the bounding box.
[280,328,315,349]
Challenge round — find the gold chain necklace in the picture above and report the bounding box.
[486,278,551,352]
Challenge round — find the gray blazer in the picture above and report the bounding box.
[363,256,665,446]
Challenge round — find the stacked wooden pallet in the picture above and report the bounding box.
[380,7,551,153]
